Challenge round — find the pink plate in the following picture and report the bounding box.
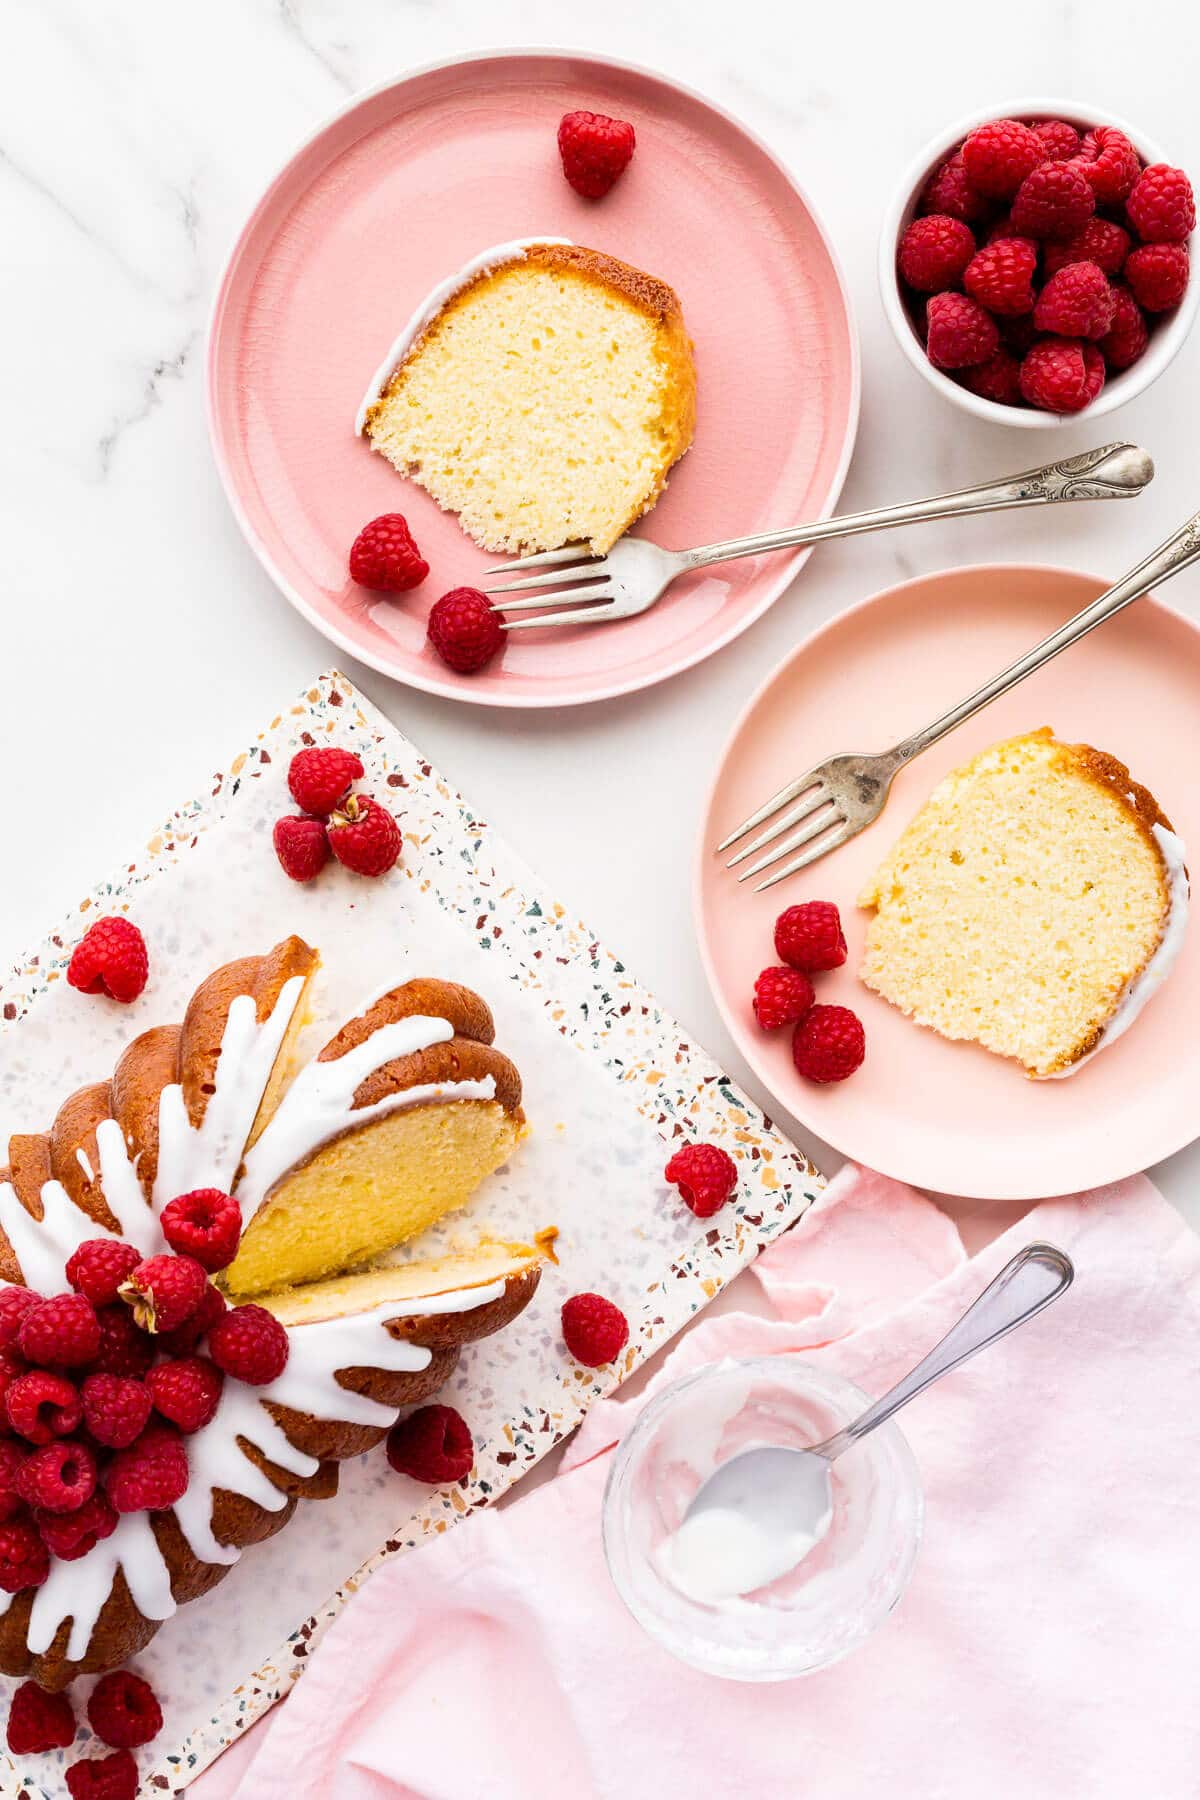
[696,565,1200,1200]
[207,50,858,707]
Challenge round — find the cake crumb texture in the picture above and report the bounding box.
[363,242,696,555]
[857,729,1176,1076]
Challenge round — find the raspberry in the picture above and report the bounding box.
[208,1304,289,1386]
[426,588,504,675]
[7,1681,75,1755]
[5,1371,82,1445]
[386,1404,474,1483]
[1100,284,1150,370]
[1011,161,1095,239]
[36,1491,118,1560]
[159,1282,227,1356]
[160,1189,242,1272]
[561,1292,629,1367]
[774,901,848,972]
[16,1439,96,1514]
[87,1670,163,1750]
[1019,338,1105,413]
[1001,311,1039,357]
[1127,163,1195,244]
[92,1304,156,1379]
[326,793,402,877]
[1033,119,1081,161]
[147,1357,223,1432]
[273,814,331,884]
[792,1004,866,1083]
[0,1516,49,1592]
[65,1750,139,1800]
[17,1293,101,1368]
[664,1143,738,1218]
[557,110,636,199]
[752,965,815,1031]
[962,236,1038,315]
[82,1373,153,1449]
[119,1253,208,1335]
[105,1424,188,1513]
[1073,126,1141,205]
[983,212,1017,244]
[1034,261,1117,339]
[919,151,989,223]
[961,118,1044,198]
[1043,218,1131,278]
[897,215,975,292]
[0,1440,27,1522]
[0,1286,42,1348]
[286,745,366,814]
[348,514,429,593]
[1125,242,1189,311]
[925,292,999,369]
[959,348,1023,406]
[0,1350,26,1415]
[66,917,148,1005]
[66,1239,142,1308]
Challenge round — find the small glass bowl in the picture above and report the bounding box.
[602,1357,922,1681]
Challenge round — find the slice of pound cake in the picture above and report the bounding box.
[357,239,696,555]
[858,729,1189,1077]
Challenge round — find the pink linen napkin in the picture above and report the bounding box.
[193,1167,1200,1800]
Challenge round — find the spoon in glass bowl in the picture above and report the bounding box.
[667,1242,1073,1603]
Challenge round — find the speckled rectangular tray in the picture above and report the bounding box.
[0,673,822,1798]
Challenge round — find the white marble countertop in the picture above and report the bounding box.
[2,0,1199,1251]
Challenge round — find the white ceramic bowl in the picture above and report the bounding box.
[879,98,1198,427]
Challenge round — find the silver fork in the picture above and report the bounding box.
[720,504,1200,890]
[483,442,1153,629]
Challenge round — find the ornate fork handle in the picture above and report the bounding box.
[890,505,1200,768]
[677,442,1153,575]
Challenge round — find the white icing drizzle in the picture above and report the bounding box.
[354,236,574,435]
[236,1013,496,1219]
[152,976,307,1210]
[0,1180,107,1296]
[24,1513,176,1661]
[1047,823,1190,1078]
[0,975,512,1663]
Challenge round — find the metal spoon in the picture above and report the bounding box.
[678,1242,1073,1595]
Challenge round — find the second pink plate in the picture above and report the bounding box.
[207,50,858,706]
[697,565,1200,1200]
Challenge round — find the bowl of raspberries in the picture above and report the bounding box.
[881,101,1197,421]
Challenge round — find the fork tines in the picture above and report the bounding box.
[720,770,851,889]
[482,549,614,629]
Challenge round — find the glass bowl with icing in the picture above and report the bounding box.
[602,1357,923,1681]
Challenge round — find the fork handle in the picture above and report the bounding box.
[890,506,1200,767]
[677,442,1152,573]
[814,1243,1073,1463]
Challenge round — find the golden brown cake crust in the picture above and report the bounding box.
[318,979,495,1060]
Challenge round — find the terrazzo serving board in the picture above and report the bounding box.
[0,672,822,1797]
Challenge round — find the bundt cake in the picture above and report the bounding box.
[0,939,538,1688]
[356,238,696,555]
[858,729,1189,1077]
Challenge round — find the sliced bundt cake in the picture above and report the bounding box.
[858,729,1189,1077]
[0,942,538,1685]
[224,978,526,1297]
[357,239,696,555]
